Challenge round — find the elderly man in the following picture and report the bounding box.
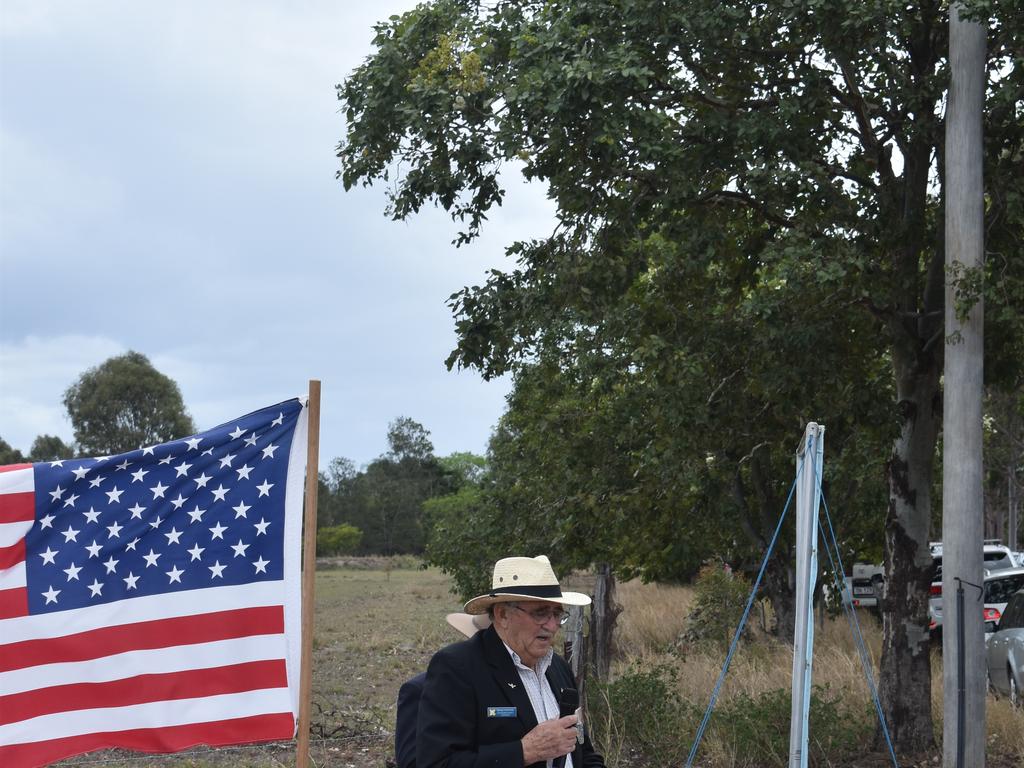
[416,555,606,768]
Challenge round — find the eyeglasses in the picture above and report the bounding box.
[511,604,570,626]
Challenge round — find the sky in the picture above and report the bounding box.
[0,1,554,469]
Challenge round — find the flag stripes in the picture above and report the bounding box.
[0,399,308,768]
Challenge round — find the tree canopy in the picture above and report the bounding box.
[63,351,196,455]
[339,0,1023,752]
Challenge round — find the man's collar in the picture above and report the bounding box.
[501,639,554,674]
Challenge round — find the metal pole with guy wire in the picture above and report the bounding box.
[789,423,824,767]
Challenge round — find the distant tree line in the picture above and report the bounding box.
[316,417,487,557]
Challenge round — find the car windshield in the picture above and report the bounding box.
[984,573,1024,604]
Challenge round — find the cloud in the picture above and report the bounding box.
[0,335,126,452]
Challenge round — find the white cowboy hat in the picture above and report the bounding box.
[446,612,491,638]
[463,555,591,615]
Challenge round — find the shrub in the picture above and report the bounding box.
[681,561,752,651]
[316,523,362,556]
[588,665,699,767]
[709,684,870,767]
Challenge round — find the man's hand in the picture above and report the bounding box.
[521,715,578,765]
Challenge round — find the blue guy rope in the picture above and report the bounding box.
[814,473,900,768]
[683,467,802,768]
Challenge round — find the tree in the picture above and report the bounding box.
[339,1,1024,754]
[29,435,75,462]
[0,437,27,466]
[63,351,195,455]
[331,418,457,555]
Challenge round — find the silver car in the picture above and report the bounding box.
[986,587,1024,706]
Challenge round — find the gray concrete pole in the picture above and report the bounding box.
[942,5,986,767]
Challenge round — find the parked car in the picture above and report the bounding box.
[983,568,1024,634]
[847,562,884,609]
[930,565,1024,639]
[928,541,1018,637]
[986,587,1024,706]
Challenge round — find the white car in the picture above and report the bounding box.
[930,565,1024,639]
[986,587,1024,706]
[928,541,1018,637]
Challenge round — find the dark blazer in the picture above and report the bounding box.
[416,625,605,768]
[396,672,426,768]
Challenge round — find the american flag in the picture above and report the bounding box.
[0,398,308,768]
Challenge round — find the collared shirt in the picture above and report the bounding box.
[502,642,573,768]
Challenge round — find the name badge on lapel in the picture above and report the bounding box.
[486,706,517,718]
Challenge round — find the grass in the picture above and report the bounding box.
[54,560,1023,767]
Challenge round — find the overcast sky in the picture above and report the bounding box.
[0,1,554,468]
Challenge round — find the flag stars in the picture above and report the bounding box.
[236,464,253,481]
[187,505,207,523]
[254,518,270,536]
[256,481,273,497]
[142,446,156,456]
[166,565,185,584]
[149,481,169,499]
[39,513,56,529]
[62,493,79,508]
[116,459,131,471]
[233,501,251,519]
[124,572,140,590]
[209,561,226,578]
[128,503,146,519]
[42,585,61,604]
[131,469,149,483]
[63,563,82,581]
[149,515,163,529]
[88,579,104,598]
[228,426,245,440]
[103,556,119,574]
[71,466,90,481]
[211,485,229,502]
[40,547,58,565]
[62,525,81,543]
[164,527,184,545]
[106,521,123,539]
[49,485,66,502]
[175,461,192,477]
[86,541,103,558]
[231,539,250,558]
[89,475,106,488]
[105,486,124,504]
[194,472,212,488]
[271,413,284,427]
[143,550,161,567]
[158,455,174,465]
[170,494,188,510]
[243,434,258,447]
[187,543,205,561]
[83,507,101,524]
[252,556,270,574]
[184,437,202,450]
[126,537,140,551]
[209,522,228,540]
[218,454,236,469]
[261,443,279,459]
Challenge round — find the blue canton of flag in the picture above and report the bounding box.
[23,399,303,614]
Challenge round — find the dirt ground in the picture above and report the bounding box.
[53,560,1021,768]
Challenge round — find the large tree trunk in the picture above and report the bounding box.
[876,347,941,754]
[762,556,796,640]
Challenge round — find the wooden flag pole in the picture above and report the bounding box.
[296,380,321,768]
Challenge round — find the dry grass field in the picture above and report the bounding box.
[56,559,1023,767]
